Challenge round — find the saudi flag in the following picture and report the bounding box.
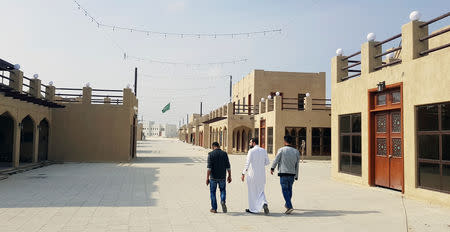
[162,103,170,113]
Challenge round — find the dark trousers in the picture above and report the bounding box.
[210,179,226,210]
[280,176,295,209]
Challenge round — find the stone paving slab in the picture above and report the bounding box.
[0,138,449,232]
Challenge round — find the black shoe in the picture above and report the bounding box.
[245,209,252,213]
[221,202,227,213]
[263,204,269,215]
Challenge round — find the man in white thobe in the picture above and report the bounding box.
[241,137,270,214]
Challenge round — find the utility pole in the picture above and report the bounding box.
[200,102,203,116]
[229,75,232,102]
[134,67,138,96]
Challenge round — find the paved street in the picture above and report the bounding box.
[0,138,449,232]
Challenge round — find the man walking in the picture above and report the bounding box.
[206,142,232,213]
[241,138,270,215]
[271,135,300,214]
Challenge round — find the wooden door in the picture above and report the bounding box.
[388,110,403,190]
[260,120,266,148]
[374,111,403,190]
[375,113,389,187]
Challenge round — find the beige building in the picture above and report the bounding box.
[331,13,450,206]
[180,70,331,157]
[1,58,139,171]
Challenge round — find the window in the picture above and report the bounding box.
[267,127,273,154]
[339,114,361,176]
[417,102,450,193]
[285,127,306,153]
[312,128,331,156]
[254,128,259,140]
[298,94,306,110]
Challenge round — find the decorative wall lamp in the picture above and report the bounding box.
[377,81,386,92]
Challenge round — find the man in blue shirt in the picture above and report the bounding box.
[206,142,232,213]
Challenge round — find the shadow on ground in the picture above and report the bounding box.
[133,156,206,164]
[227,209,379,217]
[0,164,160,208]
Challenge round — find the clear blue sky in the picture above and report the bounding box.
[1,0,449,125]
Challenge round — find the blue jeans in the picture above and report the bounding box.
[280,176,295,209]
[210,179,226,210]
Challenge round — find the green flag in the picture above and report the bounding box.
[162,103,170,113]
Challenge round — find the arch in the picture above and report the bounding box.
[20,115,35,164]
[38,118,50,161]
[0,112,15,169]
[18,114,36,125]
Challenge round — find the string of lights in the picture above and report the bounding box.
[73,0,282,39]
[126,55,247,66]
[141,74,230,80]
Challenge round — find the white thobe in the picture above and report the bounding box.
[242,145,270,213]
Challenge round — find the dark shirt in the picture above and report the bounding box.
[207,149,231,180]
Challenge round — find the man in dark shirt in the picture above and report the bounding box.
[206,142,232,213]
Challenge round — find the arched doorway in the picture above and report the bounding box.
[20,115,34,164]
[0,112,15,169]
[223,127,227,148]
[219,128,223,146]
[236,131,240,152]
[38,119,49,161]
[242,130,246,152]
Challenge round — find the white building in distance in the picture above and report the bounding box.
[149,122,177,138]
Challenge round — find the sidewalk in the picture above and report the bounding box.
[0,138,449,232]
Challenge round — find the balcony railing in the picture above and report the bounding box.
[419,12,450,56]
[340,51,362,81]
[282,97,331,111]
[55,87,124,104]
[233,103,254,115]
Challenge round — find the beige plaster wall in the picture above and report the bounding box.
[331,21,450,206]
[50,103,135,162]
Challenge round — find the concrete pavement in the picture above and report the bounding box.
[0,138,449,232]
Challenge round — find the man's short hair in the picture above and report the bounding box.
[284,135,293,144]
[250,137,259,145]
[212,142,220,147]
